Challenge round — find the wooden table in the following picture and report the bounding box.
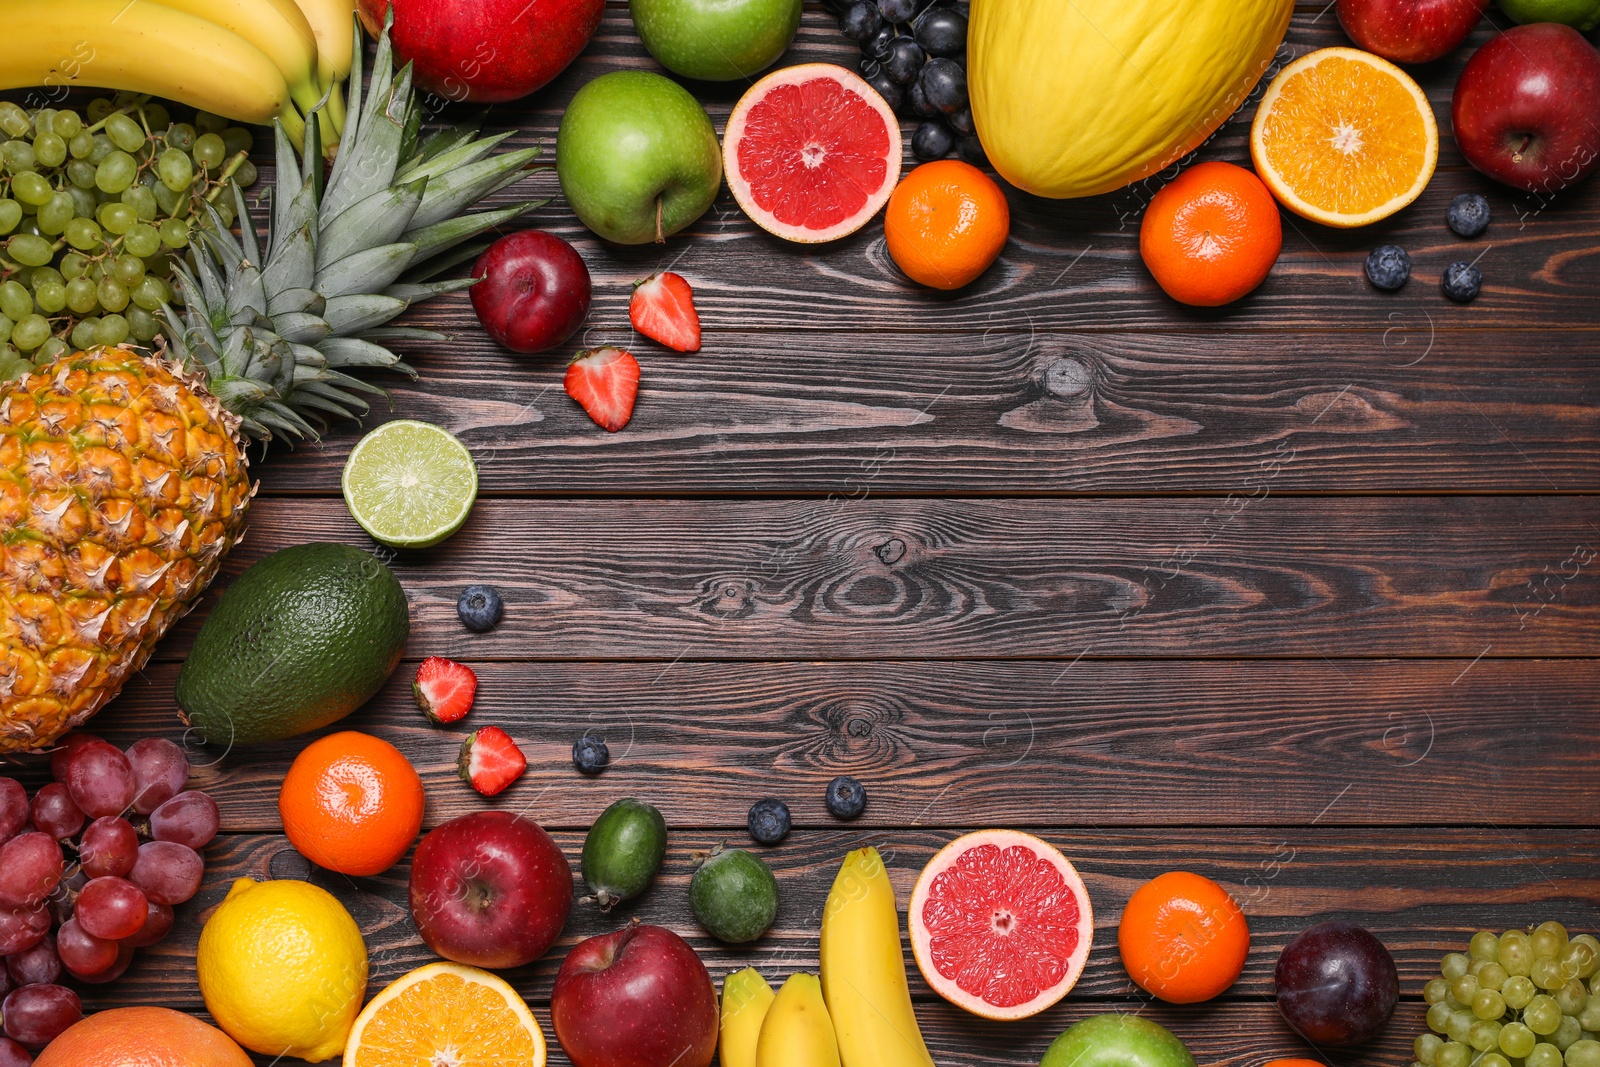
[27,3,1600,1063]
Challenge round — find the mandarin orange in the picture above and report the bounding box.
[279,731,424,877]
[885,159,1010,290]
[1139,161,1282,307]
[1118,870,1250,1003]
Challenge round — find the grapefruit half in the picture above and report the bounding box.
[724,63,903,244]
[909,829,1094,1020]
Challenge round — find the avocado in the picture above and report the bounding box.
[175,542,409,745]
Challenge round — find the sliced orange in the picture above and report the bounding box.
[343,962,546,1067]
[1250,47,1438,228]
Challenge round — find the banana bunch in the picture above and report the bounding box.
[0,0,357,153]
[724,848,939,1067]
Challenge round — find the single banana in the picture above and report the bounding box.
[0,0,304,146]
[148,0,322,113]
[722,968,777,1067]
[819,848,937,1067]
[756,974,842,1067]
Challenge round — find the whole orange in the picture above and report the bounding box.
[279,730,425,877]
[885,159,1010,290]
[1139,161,1282,307]
[1118,870,1250,1003]
[34,1006,252,1067]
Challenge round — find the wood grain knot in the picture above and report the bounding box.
[696,578,758,619]
[874,538,907,565]
[1044,357,1094,400]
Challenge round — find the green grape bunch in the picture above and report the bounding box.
[0,92,261,379]
[1417,923,1600,1067]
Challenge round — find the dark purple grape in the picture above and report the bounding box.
[74,876,148,941]
[913,7,967,55]
[949,106,974,134]
[0,779,26,842]
[54,917,118,977]
[79,816,139,878]
[0,905,50,957]
[865,25,896,60]
[885,37,925,84]
[907,78,937,118]
[5,936,59,987]
[0,1036,30,1067]
[125,738,188,815]
[867,73,904,112]
[149,791,219,850]
[840,1,881,40]
[49,733,103,784]
[912,120,956,161]
[858,56,882,80]
[0,965,8,1000]
[63,740,134,819]
[956,133,987,165]
[64,943,133,985]
[878,0,918,20]
[28,784,83,841]
[1275,921,1398,1046]
[128,840,203,906]
[1,982,80,1050]
[0,834,63,910]
[918,57,967,114]
[120,900,174,948]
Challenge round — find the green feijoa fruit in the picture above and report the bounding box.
[581,798,668,910]
[690,846,778,944]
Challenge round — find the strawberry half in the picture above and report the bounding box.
[630,272,701,352]
[457,726,526,796]
[413,656,477,724]
[564,347,640,432]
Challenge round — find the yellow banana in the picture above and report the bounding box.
[819,848,937,1067]
[0,0,304,146]
[148,0,322,113]
[757,974,841,1067]
[722,968,776,1067]
[288,0,356,138]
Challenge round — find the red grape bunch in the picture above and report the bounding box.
[0,733,220,1059]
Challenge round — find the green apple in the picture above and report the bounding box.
[1497,0,1600,30]
[557,71,722,244]
[630,0,802,81]
[1041,1015,1197,1067]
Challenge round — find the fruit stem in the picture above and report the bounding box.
[655,197,665,245]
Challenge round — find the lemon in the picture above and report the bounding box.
[198,877,369,1063]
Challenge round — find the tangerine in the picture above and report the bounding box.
[885,159,1010,290]
[1139,161,1282,307]
[1118,870,1250,1003]
[279,731,424,877]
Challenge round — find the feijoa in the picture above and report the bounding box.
[581,798,667,910]
[690,846,779,943]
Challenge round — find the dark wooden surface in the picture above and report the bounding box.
[9,2,1600,1065]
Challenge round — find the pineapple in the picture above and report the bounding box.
[0,30,541,751]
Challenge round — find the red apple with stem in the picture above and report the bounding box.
[472,231,592,354]
[551,924,718,1067]
[357,0,605,103]
[1336,0,1486,64]
[408,811,573,970]
[1452,23,1600,194]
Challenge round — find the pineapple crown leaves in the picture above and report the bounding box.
[160,15,548,444]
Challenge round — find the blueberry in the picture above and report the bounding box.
[572,734,610,775]
[825,776,867,819]
[912,120,955,161]
[1363,244,1410,291]
[906,79,937,118]
[955,133,987,166]
[918,57,967,114]
[747,798,791,845]
[1442,261,1482,303]
[841,1,882,41]
[1447,192,1490,238]
[913,8,967,56]
[457,584,504,631]
[949,106,974,135]
[878,0,918,21]
[885,37,925,84]
[867,72,903,113]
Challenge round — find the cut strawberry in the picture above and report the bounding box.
[413,656,477,725]
[630,272,701,352]
[564,347,640,432]
[458,726,526,796]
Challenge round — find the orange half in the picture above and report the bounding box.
[1250,47,1438,228]
[343,962,546,1067]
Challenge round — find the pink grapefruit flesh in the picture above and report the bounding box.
[909,829,1094,1020]
[724,63,903,244]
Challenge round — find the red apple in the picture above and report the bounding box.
[358,0,605,103]
[551,925,718,1067]
[1336,0,1486,64]
[472,231,592,354]
[408,811,572,970]
[1452,23,1600,193]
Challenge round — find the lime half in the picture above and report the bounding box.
[341,420,478,548]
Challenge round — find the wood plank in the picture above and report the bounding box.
[245,329,1600,495]
[79,829,1600,1015]
[148,496,1600,660]
[63,659,1600,830]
